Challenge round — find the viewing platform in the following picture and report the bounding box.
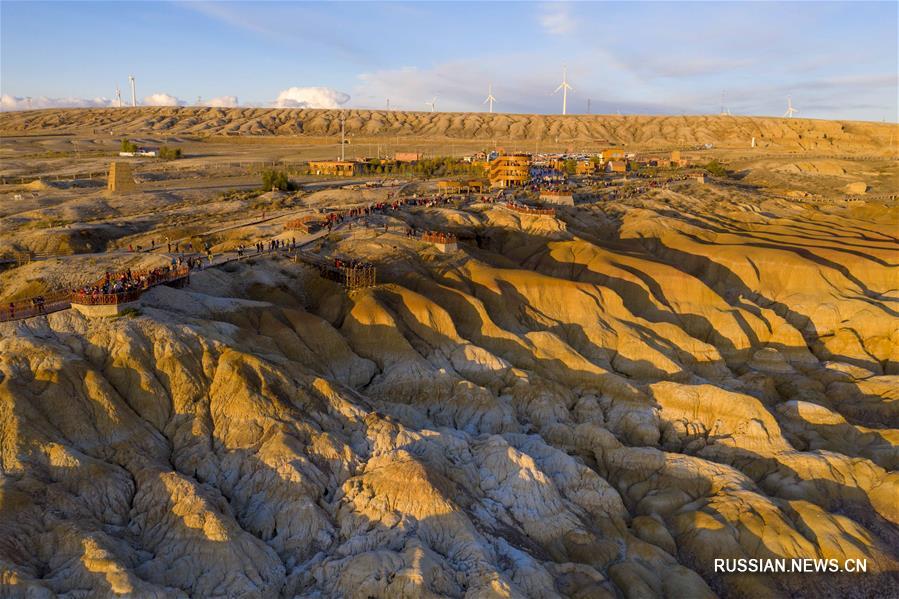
[295,251,376,291]
[285,215,328,234]
[503,201,556,217]
[538,189,575,206]
[70,266,190,317]
[420,231,459,253]
[436,180,487,194]
[70,289,143,317]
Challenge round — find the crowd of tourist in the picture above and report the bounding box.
[73,265,189,302]
[408,229,458,243]
[236,237,299,258]
[333,257,373,271]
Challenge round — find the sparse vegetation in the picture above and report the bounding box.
[218,189,263,201]
[357,157,484,178]
[159,146,182,160]
[261,168,294,191]
[21,218,71,230]
[704,160,730,177]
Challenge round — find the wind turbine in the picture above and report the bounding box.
[784,97,798,118]
[719,91,731,116]
[425,97,437,112]
[128,75,136,107]
[115,86,123,107]
[386,98,390,111]
[484,84,496,113]
[554,66,572,115]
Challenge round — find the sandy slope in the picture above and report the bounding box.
[1,189,897,598]
[1,108,895,153]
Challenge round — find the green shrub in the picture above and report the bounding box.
[261,168,293,191]
[159,146,182,160]
[120,139,137,153]
[704,160,730,177]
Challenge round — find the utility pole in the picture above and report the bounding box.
[587,98,591,114]
[340,111,346,161]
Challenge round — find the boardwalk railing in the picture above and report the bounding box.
[71,289,144,306]
[504,201,556,216]
[84,266,190,290]
[285,216,327,233]
[421,231,458,244]
[2,290,73,321]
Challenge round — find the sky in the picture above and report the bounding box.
[1,1,896,121]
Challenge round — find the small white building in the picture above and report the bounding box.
[539,190,575,206]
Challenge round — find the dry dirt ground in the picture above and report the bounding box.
[0,109,897,598]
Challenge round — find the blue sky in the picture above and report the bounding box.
[1,1,896,121]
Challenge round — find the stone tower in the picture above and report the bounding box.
[107,162,136,193]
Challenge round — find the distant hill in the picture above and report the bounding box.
[0,107,893,153]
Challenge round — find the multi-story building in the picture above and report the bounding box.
[488,153,531,188]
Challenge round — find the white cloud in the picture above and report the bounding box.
[143,93,184,107]
[0,94,113,111]
[538,3,575,35]
[273,86,349,108]
[205,95,240,107]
